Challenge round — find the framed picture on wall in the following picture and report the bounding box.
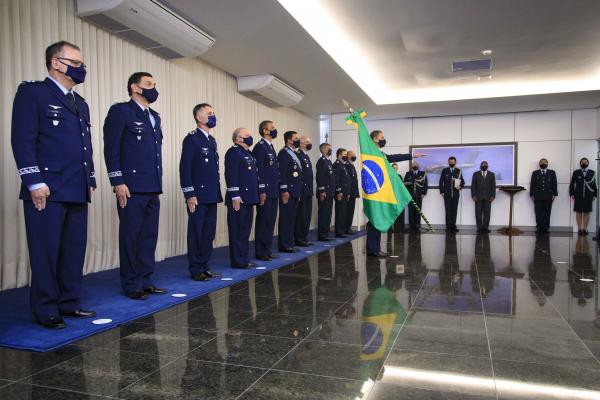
[409,142,517,188]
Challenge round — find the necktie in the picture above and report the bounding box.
[66,92,78,114]
[143,109,152,127]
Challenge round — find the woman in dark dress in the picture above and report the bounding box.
[569,157,597,235]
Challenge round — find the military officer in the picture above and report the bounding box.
[344,150,360,234]
[278,131,303,252]
[404,160,428,231]
[366,130,426,257]
[252,120,279,261]
[294,136,314,246]
[334,148,351,237]
[316,143,335,241]
[11,41,97,328]
[103,72,167,299]
[179,103,223,280]
[225,128,264,268]
[530,158,558,233]
[439,156,465,232]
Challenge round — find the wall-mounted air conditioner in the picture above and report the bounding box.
[76,0,214,59]
[237,74,303,108]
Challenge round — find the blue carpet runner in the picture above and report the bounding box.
[0,230,364,352]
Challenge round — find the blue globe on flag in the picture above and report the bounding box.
[361,159,385,195]
[361,321,384,355]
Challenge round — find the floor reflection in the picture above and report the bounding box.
[1,232,600,399]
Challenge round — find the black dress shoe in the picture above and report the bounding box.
[127,290,148,300]
[232,264,251,269]
[40,317,66,329]
[295,241,310,247]
[279,247,297,253]
[204,270,221,278]
[335,233,348,238]
[318,237,332,242]
[60,309,97,318]
[367,252,388,258]
[268,254,280,259]
[191,272,211,281]
[256,255,271,261]
[346,230,357,235]
[143,286,167,295]
[247,262,257,268]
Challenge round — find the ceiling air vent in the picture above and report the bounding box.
[452,59,493,73]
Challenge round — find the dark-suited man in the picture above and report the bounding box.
[225,128,264,268]
[294,136,314,246]
[334,148,351,237]
[345,150,360,234]
[253,120,279,261]
[179,103,223,281]
[367,130,425,257]
[530,158,558,233]
[404,160,428,231]
[316,143,335,241]
[439,156,465,232]
[104,72,167,299]
[11,41,96,328]
[471,161,496,232]
[278,131,303,252]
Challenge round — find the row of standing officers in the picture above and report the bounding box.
[10,41,375,329]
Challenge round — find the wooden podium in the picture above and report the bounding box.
[497,186,526,235]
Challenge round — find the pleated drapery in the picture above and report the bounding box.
[0,0,319,290]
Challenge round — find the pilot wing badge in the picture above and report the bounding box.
[345,108,412,233]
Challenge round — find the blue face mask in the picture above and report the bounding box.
[62,63,87,84]
[306,143,313,151]
[243,136,254,147]
[141,87,159,103]
[342,156,348,162]
[378,139,386,148]
[293,139,301,148]
[326,149,332,156]
[269,129,278,138]
[207,115,217,128]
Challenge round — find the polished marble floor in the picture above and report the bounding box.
[1,230,600,399]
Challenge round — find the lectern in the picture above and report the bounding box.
[497,186,526,235]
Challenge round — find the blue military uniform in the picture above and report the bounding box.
[11,77,96,322]
[278,146,303,250]
[333,159,350,236]
[294,149,314,244]
[530,169,558,233]
[179,128,223,275]
[252,138,279,258]
[103,99,163,295]
[404,169,428,230]
[367,153,413,255]
[316,155,335,240]
[225,145,264,267]
[344,161,359,234]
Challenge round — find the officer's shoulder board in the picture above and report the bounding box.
[73,91,86,101]
[188,129,196,136]
[21,80,44,85]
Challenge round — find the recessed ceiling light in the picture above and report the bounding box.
[482,49,493,56]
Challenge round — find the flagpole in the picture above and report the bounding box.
[342,99,435,233]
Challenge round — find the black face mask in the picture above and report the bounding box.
[350,156,357,162]
[305,143,313,151]
[540,164,548,169]
[481,165,488,171]
[449,163,456,168]
[581,163,589,169]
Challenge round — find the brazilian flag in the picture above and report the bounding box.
[346,109,412,232]
[360,286,407,379]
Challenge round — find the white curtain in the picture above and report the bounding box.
[0,0,319,290]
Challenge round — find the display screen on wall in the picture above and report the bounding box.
[409,142,517,187]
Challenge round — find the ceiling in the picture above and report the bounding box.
[159,0,600,119]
